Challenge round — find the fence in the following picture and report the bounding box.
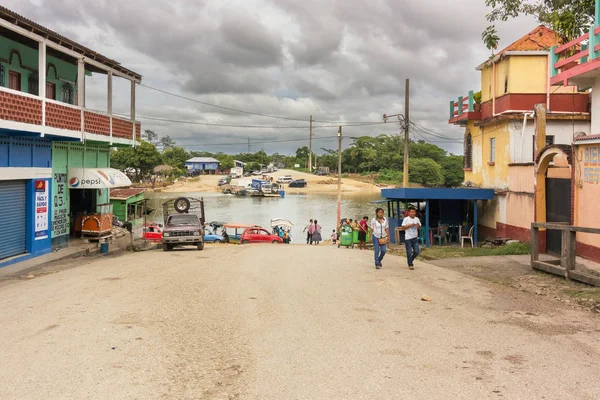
[531,222,600,286]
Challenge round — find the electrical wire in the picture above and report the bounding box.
[138,83,385,125]
[180,135,338,148]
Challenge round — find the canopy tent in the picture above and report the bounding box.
[270,218,294,228]
[68,168,132,189]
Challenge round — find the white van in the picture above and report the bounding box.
[276,175,293,184]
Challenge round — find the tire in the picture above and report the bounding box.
[272,240,280,244]
[242,240,250,244]
[173,197,191,213]
[163,243,171,252]
[197,242,204,251]
[213,239,222,244]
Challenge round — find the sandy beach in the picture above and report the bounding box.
[159,169,383,194]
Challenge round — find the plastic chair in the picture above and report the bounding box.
[461,226,474,248]
[418,228,426,245]
[433,224,449,246]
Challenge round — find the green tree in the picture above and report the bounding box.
[409,142,447,163]
[142,129,160,146]
[111,141,162,182]
[409,158,444,187]
[160,135,176,150]
[484,0,595,44]
[440,155,465,187]
[162,146,190,171]
[215,153,235,170]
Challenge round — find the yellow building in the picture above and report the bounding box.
[449,26,590,243]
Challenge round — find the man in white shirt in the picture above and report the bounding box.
[400,207,421,270]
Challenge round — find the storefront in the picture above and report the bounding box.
[51,142,131,246]
[0,133,52,267]
[110,188,146,226]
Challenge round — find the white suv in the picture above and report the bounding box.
[276,175,293,184]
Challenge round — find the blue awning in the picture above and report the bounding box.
[380,187,494,201]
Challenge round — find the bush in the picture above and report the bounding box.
[376,169,403,184]
[409,159,444,186]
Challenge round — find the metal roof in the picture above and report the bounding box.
[381,188,495,201]
[0,5,141,81]
[186,157,220,163]
[110,188,146,200]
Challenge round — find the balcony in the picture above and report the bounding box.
[0,86,140,144]
[550,24,600,87]
[448,91,482,125]
[0,7,141,146]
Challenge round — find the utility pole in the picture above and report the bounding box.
[308,115,313,172]
[336,126,342,231]
[382,78,410,187]
[403,79,410,187]
[247,137,250,153]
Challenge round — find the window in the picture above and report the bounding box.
[0,64,4,87]
[464,133,473,169]
[8,70,21,91]
[61,83,74,104]
[46,82,56,100]
[504,77,508,94]
[546,135,555,146]
[28,72,39,96]
[490,138,496,163]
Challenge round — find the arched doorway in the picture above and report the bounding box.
[535,145,573,255]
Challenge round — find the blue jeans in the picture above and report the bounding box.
[405,237,419,266]
[373,235,387,266]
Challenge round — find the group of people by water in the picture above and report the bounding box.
[303,219,323,245]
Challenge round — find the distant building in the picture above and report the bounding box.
[185,157,220,174]
[234,160,246,168]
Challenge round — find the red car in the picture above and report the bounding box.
[241,227,283,244]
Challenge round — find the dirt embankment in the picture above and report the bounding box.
[159,169,382,194]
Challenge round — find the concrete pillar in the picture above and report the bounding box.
[592,79,600,135]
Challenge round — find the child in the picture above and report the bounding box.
[331,229,337,245]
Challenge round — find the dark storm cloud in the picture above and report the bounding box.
[4,0,536,154]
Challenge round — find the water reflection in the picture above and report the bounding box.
[146,192,382,243]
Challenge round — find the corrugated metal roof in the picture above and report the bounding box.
[110,188,146,200]
[186,157,220,163]
[0,5,141,81]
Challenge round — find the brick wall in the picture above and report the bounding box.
[112,117,133,139]
[83,111,110,136]
[0,90,42,125]
[46,102,81,131]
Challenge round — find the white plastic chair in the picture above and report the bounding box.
[461,226,474,248]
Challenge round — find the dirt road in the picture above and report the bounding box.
[1,245,599,399]
[162,169,381,194]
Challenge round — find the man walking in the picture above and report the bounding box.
[400,207,421,270]
[304,219,314,244]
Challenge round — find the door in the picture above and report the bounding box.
[8,70,21,91]
[46,82,56,100]
[545,177,571,255]
[0,181,27,260]
[258,229,271,242]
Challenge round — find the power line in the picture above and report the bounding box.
[181,135,338,148]
[138,83,384,125]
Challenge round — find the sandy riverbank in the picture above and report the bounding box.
[158,169,383,194]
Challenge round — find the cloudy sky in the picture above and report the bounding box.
[7,0,535,155]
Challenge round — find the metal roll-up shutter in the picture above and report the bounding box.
[0,180,27,260]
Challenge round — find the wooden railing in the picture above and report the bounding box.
[449,91,476,119]
[531,222,600,286]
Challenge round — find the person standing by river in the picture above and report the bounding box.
[304,219,314,244]
[400,207,421,270]
[312,220,322,245]
[370,208,389,269]
[358,216,369,250]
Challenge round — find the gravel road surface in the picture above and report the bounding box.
[1,244,599,399]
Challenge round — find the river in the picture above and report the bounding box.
[145,192,382,243]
